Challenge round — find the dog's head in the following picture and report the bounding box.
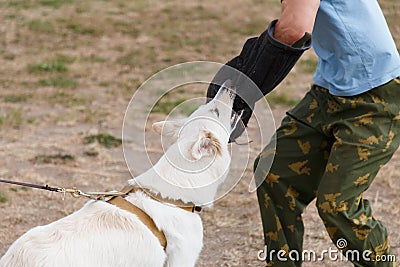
[144,81,243,204]
[152,80,241,161]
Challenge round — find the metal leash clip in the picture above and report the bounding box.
[57,187,92,199]
[57,187,127,200]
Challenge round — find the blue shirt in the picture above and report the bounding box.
[312,0,400,96]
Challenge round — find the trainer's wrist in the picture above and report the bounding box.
[267,20,311,51]
[274,21,308,45]
[276,0,320,45]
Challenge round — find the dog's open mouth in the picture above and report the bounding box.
[230,109,244,132]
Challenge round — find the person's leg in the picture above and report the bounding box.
[255,88,331,266]
[316,79,400,267]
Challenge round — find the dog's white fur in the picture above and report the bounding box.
[0,82,238,267]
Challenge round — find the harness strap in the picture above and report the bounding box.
[107,195,167,249]
[119,185,202,212]
[106,185,202,250]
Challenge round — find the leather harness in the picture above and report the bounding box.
[106,185,202,250]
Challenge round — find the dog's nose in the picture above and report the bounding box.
[221,79,236,97]
[221,80,236,101]
[213,79,236,102]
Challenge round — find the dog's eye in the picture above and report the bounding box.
[210,108,219,117]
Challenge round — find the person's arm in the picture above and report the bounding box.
[274,0,320,45]
[206,0,319,141]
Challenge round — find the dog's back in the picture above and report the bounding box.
[0,200,167,267]
[0,190,204,267]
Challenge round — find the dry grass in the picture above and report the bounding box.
[0,0,399,265]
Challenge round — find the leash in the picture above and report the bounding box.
[0,179,202,211]
[1,178,202,250]
[0,179,126,200]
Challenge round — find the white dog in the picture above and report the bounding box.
[0,81,241,267]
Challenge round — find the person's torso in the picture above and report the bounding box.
[312,0,400,96]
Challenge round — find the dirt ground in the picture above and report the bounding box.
[0,0,399,266]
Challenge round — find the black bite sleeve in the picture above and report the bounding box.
[206,19,311,141]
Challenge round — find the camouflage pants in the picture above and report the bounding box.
[255,78,400,267]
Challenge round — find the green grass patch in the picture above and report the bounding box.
[28,62,67,73]
[116,52,136,67]
[47,91,85,106]
[84,149,99,157]
[266,92,299,107]
[54,53,75,64]
[151,99,185,114]
[39,0,73,8]
[151,98,198,115]
[8,0,32,9]
[0,191,8,203]
[5,13,19,19]
[8,0,73,9]
[4,94,29,103]
[28,19,55,33]
[38,77,78,88]
[83,133,122,148]
[28,54,74,74]
[32,153,75,164]
[0,108,24,127]
[66,22,99,36]
[98,81,111,87]
[9,186,30,192]
[2,51,16,60]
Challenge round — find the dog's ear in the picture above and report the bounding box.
[152,120,184,137]
[191,131,222,160]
